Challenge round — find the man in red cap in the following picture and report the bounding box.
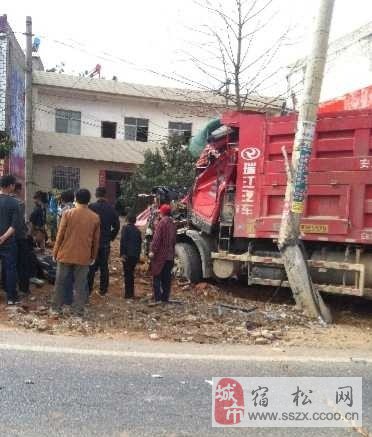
[149,204,176,303]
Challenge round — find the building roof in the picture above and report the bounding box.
[33,71,283,110]
[328,21,372,56]
[33,71,228,106]
[289,21,372,73]
[33,130,158,164]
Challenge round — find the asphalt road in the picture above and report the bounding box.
[0,332,371,437]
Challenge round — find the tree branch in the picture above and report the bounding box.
[242,0,274,24]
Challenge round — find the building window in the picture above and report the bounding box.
[52,166,80,190]
[101,121,117,139]
[168,121,192,142]
[124,117,149,142]
[55,109,81,135]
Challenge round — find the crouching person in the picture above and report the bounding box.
[120,214,142,299]
[51,189,100,317]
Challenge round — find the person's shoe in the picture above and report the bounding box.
[62,306,73,317]
[6,300,17,306]
[71,310,84,320]
[71,316,83,324]
[30,277,45,287]
[148,301,162,307]
[49,308,62,317]
[95,289,106,298]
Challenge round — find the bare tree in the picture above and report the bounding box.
[179,0,293,110]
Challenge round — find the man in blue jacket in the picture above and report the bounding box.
[120,214,142,299]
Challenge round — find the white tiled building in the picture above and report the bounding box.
[32,70,230,204]
[33,69,283,205]
[288,21,372,104]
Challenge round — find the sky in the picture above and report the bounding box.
[2,0,372,96]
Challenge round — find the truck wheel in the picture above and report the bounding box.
[174,243,202,283]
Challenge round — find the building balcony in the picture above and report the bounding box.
[33,130,158,165]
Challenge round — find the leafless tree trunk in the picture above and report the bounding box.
[181,0,291,110]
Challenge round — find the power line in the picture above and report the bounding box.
[28,31,289,112]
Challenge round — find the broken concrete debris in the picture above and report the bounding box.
[0,241,323,346]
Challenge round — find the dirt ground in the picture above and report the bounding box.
[0,240,371,351]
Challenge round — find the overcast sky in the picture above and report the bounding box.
[2,0,372,95]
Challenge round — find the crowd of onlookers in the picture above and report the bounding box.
[0,174,177,318]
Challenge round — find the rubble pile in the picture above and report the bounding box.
[2,241,371,349]
[4,274,319,345]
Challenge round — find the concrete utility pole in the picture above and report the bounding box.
[25,16,33,215]
[278,0,335,323]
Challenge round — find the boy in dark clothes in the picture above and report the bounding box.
[120,215,142,299]
[30,191,47,251]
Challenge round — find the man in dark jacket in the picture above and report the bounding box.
[149,204,176,303]
[12,182,33,295]
[120,214,142,298]
[0,175,20,304]
[87,187,120,296]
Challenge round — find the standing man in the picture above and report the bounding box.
[0,175,20,305]
[88,187,120,297]
[149,204,176,303]
[12,182,32,295]
[120,214,142,299]
[52,189,100,316]
[57,189,76,306]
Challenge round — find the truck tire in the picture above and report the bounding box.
[174,242,202,283]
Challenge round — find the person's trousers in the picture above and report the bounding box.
[53,263,89,315]
[63,269,74,305]
[153,260,174,302]
[87,245,110,294]
[123,257,138,298]
[16,238,33,294]
[32,227,46,251]
[0,242,18,301]
[28,240,38,278]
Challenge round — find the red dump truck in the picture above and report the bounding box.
[174,108,372,298]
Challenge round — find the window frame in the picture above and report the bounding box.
[55,109,81,135]
[168,121,192,142]
[52,166,80,191]
[101,121,117,139]
[124,117,149,142]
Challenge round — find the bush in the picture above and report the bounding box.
[121,137,196,211]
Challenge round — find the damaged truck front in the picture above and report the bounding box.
[174,108,372,299]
